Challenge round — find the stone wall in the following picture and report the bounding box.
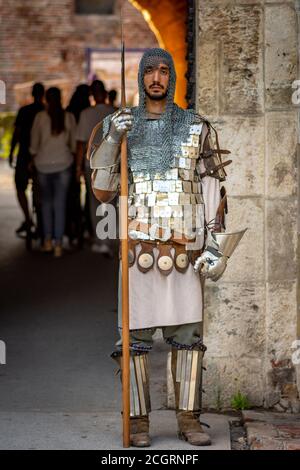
[0,0,157,110]
[197,0,299,410]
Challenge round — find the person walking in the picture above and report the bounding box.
[66,84,91,246]
[30,87,76,257]
[9,83,45,237]
[76,80,115,256]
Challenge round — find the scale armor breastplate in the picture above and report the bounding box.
[127,113,205,243]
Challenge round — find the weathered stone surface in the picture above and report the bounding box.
[282,384,299,399]
[277,424,300,439]
[198,41,219,116]
[202,357,264,408]
[251,436,285,450]
[242,409,300,423]
[291,400,300,414]
[198,2,264,114]
[266,112,298,198]
[279,398,291,410]
[245,422,278,444]
[210,117,265,197]
[220,196,264,282]
[204,282,265,358]
[265,4,298,108]
[265,281,297,359]
[274,403,286,413]
[266,201,298,281]
[284,440,300,450]
[264,390,281,408]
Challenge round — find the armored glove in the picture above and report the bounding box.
[90,108,133,191]
[194,229,247,282]
[194,246,228,282]
[106,108,134,144]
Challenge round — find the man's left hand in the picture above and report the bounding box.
[194,248,228,282]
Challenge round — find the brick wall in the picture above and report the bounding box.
[0,0,158,110]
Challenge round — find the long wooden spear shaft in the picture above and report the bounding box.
[120,21,130,448]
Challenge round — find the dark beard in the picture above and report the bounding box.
[145,89,168,101]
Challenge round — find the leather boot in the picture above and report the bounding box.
[130,415,151,447]
[171,348,211,446]
[176,411,211,446]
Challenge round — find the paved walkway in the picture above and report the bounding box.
[0,160,231,450]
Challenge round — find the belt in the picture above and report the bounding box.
[126,238,203,276]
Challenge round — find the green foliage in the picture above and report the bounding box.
[0,112,16,159]
[231,391,251,410]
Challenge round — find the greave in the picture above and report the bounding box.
[171,348,204,412]
[112,352,151,417]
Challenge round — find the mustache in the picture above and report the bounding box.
[149,83,164,89]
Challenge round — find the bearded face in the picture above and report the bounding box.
[143,62,170,101]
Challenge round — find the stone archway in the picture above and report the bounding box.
[129,0,188,108]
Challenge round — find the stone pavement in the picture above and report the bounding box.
[242,410,300,450]
[0,411,230,450]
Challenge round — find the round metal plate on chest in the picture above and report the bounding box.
[138,253,154,269]
[175,253,189,269]
[157,255,173,271]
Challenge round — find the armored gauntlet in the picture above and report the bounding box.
[194,229,247,281]
[90,108,133,192]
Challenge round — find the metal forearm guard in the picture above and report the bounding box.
[199,122,231,181]
[90,138,120,192]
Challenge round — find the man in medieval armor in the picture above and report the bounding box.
[89,48,244,447]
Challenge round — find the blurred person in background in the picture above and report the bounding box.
[108,89,118,111]
[30,87,76,258]
[9,82,45,237]
[66,84,91,247]
[76,80,115,256]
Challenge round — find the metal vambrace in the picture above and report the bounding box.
[171,348,205,412]
[112,352,151,417]
[90,138,120,192]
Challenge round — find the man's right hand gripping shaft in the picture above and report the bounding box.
[107,108,133,144]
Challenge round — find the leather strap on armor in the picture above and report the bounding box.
[137,242,155,273]
[199,122,231,181]
[157,244,174,276]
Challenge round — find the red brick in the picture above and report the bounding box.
[0,0,158,111]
